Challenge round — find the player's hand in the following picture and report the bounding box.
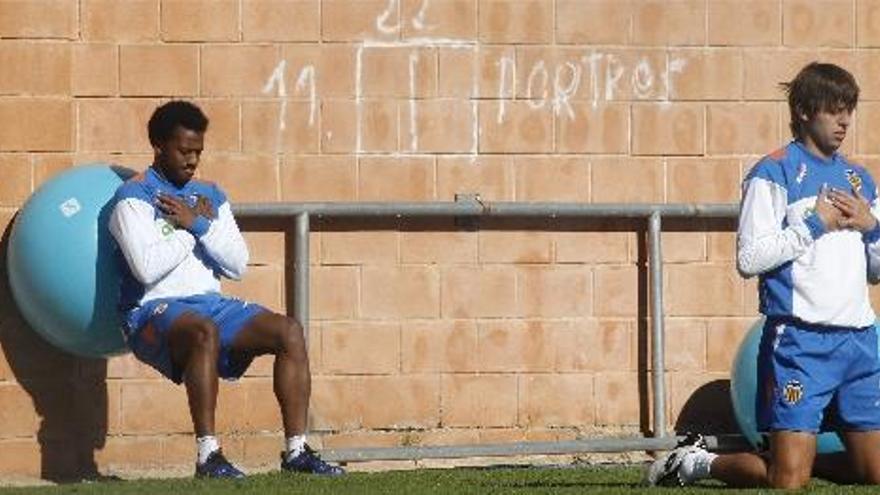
[814,185,845,232]
[156,193,198,230]
[832,187,878,233]
[195,195,215,219]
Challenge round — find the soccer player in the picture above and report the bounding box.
[109,100,343,479]
[647,62,880,488]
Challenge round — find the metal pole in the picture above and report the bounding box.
[323,436,679,462]
[294,212,310,340]
[234,201,738,220]
[649,211,666,438]
[320,434,750,462]
[228,201,745,459]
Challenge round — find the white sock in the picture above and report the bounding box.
[679,448,717,484]
[196,435,220,465]
[285,435,307,460]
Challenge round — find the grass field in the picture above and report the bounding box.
[1,464,878,494]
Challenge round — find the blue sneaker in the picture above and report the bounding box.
[281,445,345,476]
[195,450,246,479]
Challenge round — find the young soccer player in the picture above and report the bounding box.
[109,101,344,479]
[647,62,880,488]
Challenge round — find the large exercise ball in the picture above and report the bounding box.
[730,317,845,454]
[7,164,135,358]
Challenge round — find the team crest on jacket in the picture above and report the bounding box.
[846,169,862,192]
[782,380,804,405]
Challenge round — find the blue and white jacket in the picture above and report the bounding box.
[108,166,248,311]
[738,141,880,328]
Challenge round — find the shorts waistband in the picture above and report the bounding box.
[767,316,873,333]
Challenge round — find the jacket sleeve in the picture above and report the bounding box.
[736,176,824,278]
[192,201,249,280]
[109,197,196,285]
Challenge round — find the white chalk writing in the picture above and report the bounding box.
[259,3,687,153]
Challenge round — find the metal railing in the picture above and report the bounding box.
[233,198,741,462]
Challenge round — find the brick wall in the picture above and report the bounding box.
[2,0,880,480]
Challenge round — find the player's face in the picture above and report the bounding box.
[802,104,853,159]
[154,126,204,187]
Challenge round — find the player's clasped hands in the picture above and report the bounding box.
[815,185,878,232]
[830,187,877,232]
[157,193,213,230]
[194,196,214,219]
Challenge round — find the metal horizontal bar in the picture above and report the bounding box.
[320,435,751,462]
[233,201,738,220]
[231,200,747,462]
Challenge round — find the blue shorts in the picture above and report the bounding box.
[757,318,880,434]
[123,293,268,384]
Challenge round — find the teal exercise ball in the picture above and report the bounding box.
[7,164,135,358]
[730,317,845,454]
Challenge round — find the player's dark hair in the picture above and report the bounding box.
[147,100,209,146]
[781,62,859,140]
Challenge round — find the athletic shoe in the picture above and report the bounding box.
[645,432,707,487]
[281,444,345,476]
[195,450,246,479]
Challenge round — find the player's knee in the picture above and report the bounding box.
[264,316,307,360]
[861,465,880,485]
[187,320,220,352]
[279,317,306,352]
[768,467,811,489]
[169,319,219,366]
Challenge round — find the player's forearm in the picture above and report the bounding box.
[199,235,248,279]
[736,226,813,277]
[736,176,817,277]
[110,199,196,285]
[194,203,249,279]
[127,232,196,284]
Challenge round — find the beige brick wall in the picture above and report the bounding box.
[3,0,880,480]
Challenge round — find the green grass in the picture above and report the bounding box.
[1,464,877,494]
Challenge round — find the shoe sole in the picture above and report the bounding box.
[645,434,707,487]
[646,448,689,487]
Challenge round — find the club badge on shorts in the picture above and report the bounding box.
[782,379,804,405]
